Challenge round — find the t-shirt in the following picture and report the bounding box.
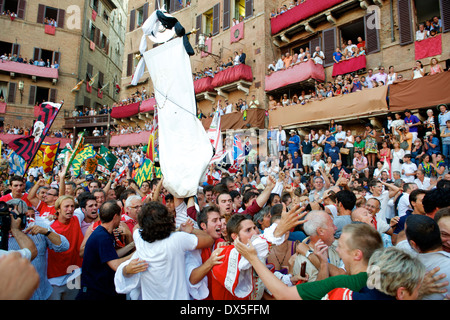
[37,201,56,218]
[404,115,420,133]
[401,162,417,183]
[0,193,33,208]
[297,272,368,300]
[80,225,123,297]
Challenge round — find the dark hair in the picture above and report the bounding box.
[78,192,97,209]
[422,187,450,214]
[268,193,281,206]
[99,200,121,223]
[138,201,175,243]
[197,205,220,230]
[405,214,441,252]
[9,175,24,186]
[226,214,252,240]
[336,189,356,211]
[408,189,427,208]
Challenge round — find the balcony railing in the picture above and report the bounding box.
[63,114,110,128]
[0,60,58,79]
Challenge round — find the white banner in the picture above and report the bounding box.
[143,37,213,198]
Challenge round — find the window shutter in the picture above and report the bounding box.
[223,0,230,30]
[322,27,336,67]
[441,0,450,33]
[87,63,93,79]
[53,51,61,65]
[33,47,41,61]
[7,82,16,104]
[245,0,253,19]
[309,36,321,53]
[12,44,20,56]
[57,9,65,28]
[98,71,104,87]
[364,13,380,54]
[17,0,26,19]
[95,28,101,46]
[37,4,45,23]
[127,53,133,76]
[398,0,413,46]
[212,3,220,36]
[49,88,57,103]
[84,96,91,108]
[143,2,149,22]
[129,9,136,32]
[196,14,202,44]
[28,85,36,105]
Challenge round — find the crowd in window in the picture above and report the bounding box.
[1,52,59,69]
[269,0,305,19]
[415,16,443,41]
[193,49,247,80]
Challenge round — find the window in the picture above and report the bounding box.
[33,48,60,66]
[203,9,213,37]
[129,3,148,32]
[233,0,246,21]
[28,86,57,105]
[37,4,65,28]
[2,0,26,19]
[90,23,97,41]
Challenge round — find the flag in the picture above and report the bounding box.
[146,107,159,161]
[66,131,85,169]
[71,80,84,92]
[89,72,98,87]
[244,136,252,157]
[133,158,154,187]
[8,102,62,173]
[41,142,60,174]
[233,134,245,165]
[207,112,222,154]
[71,144,96,177]
[8,151,26,175]
[97,145,118,174]
[84,155,100,175]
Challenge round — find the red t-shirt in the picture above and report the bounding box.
[47,216,84,279]
[37,201,56,218]
[0,193,33,208]
[200,238,224,300]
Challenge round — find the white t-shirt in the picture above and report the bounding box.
[115,229,198,300]
[401,162,417,183]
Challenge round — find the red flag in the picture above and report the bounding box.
[8,102,62,173]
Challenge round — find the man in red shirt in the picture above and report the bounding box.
[121,194,142,233]
[27,178,57,219]
[0,175,33,208]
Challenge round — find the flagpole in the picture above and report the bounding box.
[64,130,86,175]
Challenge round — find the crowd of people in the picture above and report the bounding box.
[269,0,306,19]
[193,48,247,80]
[1,101,450,301]
[1,51,59,69]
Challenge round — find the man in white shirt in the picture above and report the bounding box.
[312,46,325,65]
[413,169,431,190]
[415,23,429,41]
[397,182,418,217]
[224,99,233,114]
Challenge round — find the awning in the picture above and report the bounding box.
[201,108,266,131]
[270,0,345,35]
[332,55,367,77]
[0,60,58,79]
[265,59,325,92]
[110,102,140,118]
[210,64,253,88]
[268,85,389,128]
[109,130,151,147]
[139,98,156,113]
[388,71,450,112]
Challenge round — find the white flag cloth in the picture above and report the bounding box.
[143,37,213,198]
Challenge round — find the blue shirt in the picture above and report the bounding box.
[426,136,440,154]
[288,135,300,152]
[80,225,122,297]
[404,115,420,133]
[328,146,340,163]
[333,51,342,63]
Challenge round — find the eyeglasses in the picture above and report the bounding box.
[130,205,142,209]
[46,193,58,196]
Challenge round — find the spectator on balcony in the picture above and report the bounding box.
[312,46,325,65]
[387,66,397,85]
[356,36,366,50]
[275,54,285,71]
[429,58,444,75]
[412,60,425,79]
[233,51,240,65]
[333,47,343,63]
[344,40,357,57]
[365,69,376,89]
[51,61,59,69]
[267,60,277,74]
[297,48,306,62]
[89,107,97,116]
[430,16,442,33]
[239,49,246,65]
[38,59,45,67]
[351,75,362,92]
[283,52,293,68]
[375,67,388,85]
[249,95,260,109]
[281,94,290,107]
[415,23,430,41]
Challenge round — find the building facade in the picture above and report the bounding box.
[0,0,127,136]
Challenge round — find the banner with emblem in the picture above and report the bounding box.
[41,142,60,174]
[71,144,96,177]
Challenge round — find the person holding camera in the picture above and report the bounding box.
[5,198,70,300]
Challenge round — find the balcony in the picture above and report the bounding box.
[265,59,325,93]
[200,108,266,131]
[0,60,58,81]
[63,114,110,129]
